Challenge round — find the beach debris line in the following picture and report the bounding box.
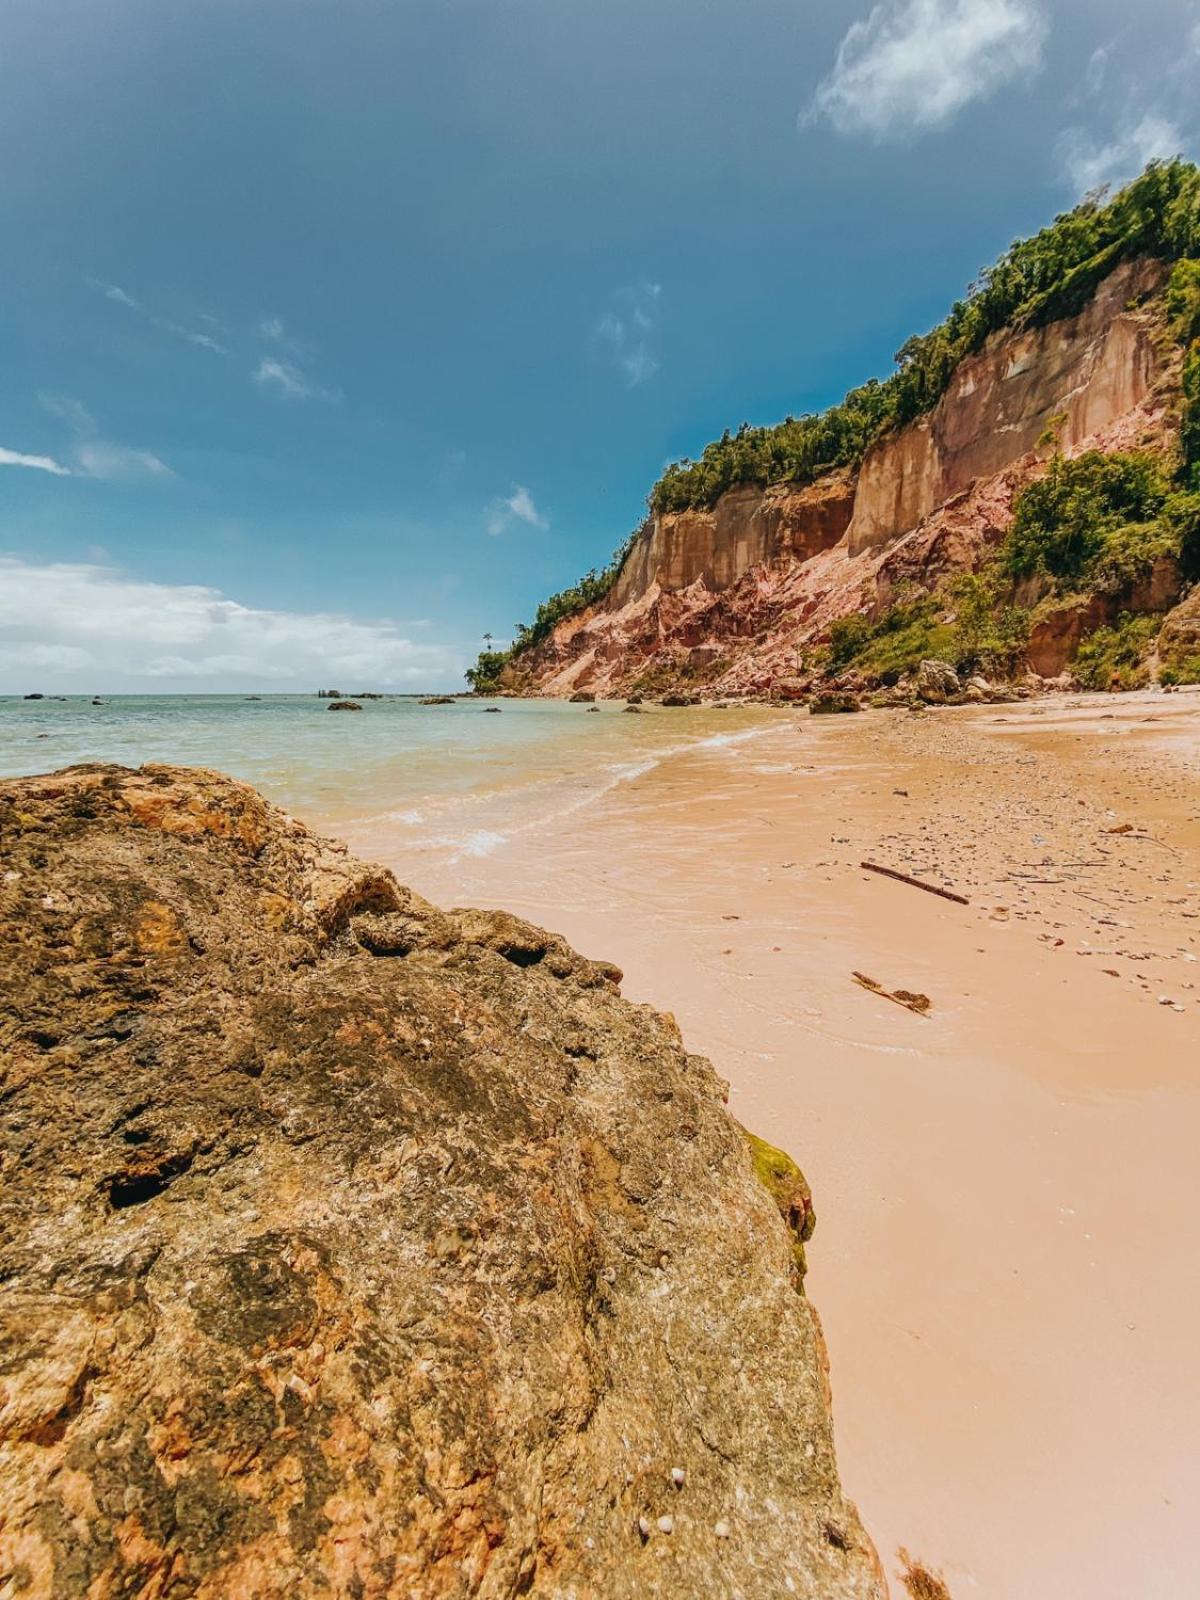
[853,972,932,1015]
[860,860,970,905]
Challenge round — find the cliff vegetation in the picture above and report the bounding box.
[823,450,1200,687]
[465,531,638,693]
[649,160,1200,516]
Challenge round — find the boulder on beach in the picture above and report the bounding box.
[915,659,961,704]
[809,691,861,715]
[569,690,596,703]
[0,764,882,1600]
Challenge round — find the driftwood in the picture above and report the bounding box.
[859,861,970,906]
[852,972,932,1015]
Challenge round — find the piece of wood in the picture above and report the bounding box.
[853,972,932,1016]
[859,861,969,905]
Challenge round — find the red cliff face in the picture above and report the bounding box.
[514,258,1178,698]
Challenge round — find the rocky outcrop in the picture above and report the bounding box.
[609,474,856,608]
[513,258,1179,698]
[846,258,1167,555]
[0,764,882,1599]
[1159,586,1200,669]
[914,660,961,704]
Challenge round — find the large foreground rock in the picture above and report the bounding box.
[0,766,882,1599]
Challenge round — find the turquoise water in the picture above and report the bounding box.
[0,694,779,845]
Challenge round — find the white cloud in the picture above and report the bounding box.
[595,281,662,387]
[90,278,229,355]
[73,442,174,481]
[36,392,173,481]
[254,357,343,403]
[1083,44,1111,99]
[807,0,1046,139]
[98,281,139,309]
[38,393,97,435]
[1057,11,1198,196]
[0,446,71,476]
[161,322,228,355]
[1058,112,1183,195]
[259,315,287,341]
[485,483,548,537]
[0,556,464,691]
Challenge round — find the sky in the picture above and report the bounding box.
[2,0,1198,692]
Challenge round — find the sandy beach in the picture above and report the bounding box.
[338,689,1200,1599]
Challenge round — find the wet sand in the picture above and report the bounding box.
[341,690,1200,1599]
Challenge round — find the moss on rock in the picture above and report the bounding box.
[743,1128,816,1285]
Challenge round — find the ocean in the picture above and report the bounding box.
[0,693,780,857]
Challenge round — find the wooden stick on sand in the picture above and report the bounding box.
[859,861,970,906]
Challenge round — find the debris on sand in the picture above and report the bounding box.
[853,972,932,1016]
[860,861,969,906]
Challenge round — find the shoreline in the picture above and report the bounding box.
[336,688,1200,1599]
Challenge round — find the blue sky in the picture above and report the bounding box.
[2,0,1198,691]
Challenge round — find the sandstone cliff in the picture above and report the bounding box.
[0,764,883,1599]
[514,257,1181,697]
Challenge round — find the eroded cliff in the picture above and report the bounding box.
[513,257,1182,697]
[0,764,883,1599]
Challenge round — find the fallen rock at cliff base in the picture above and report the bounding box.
[0,764,883,1600]
[915,660,961,704]
[810,691,861,715]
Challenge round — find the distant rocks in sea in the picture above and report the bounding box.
[328,699,363,712]
[420,695,456,706]
[315,688,344,698]
[482,705,502,713]
[23,693,44,700]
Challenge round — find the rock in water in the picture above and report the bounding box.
[0,765,883,1600]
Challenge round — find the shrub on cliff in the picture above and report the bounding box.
[827,575,1029,683]
[1002,451,1200,600]
[1000,451,1177,590]
[464,649,513,693]
[1073,614,1160,689]
[466,530,638,688]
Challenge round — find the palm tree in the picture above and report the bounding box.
[483,632,493,649]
